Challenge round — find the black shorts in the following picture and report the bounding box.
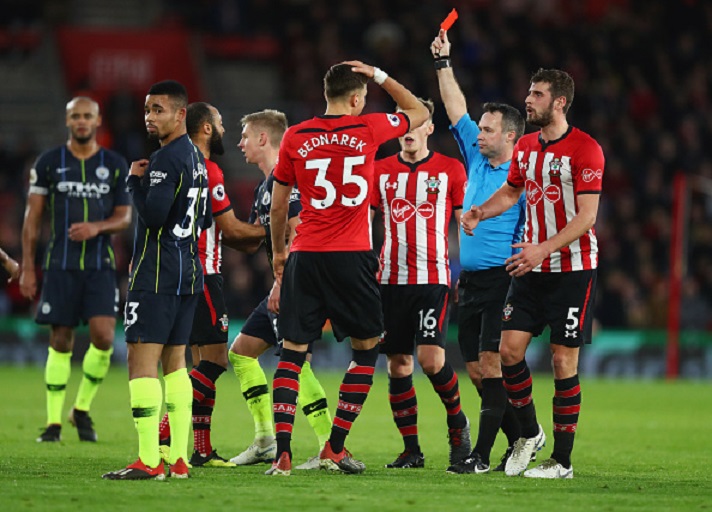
[124,291,199,345]
[502,269,597,347]
[457,267,511,362]
[380,284,450,355]
[190,274,229,346]
[241,295,280,347]
[278,251,383,344]
[36,269,118,327]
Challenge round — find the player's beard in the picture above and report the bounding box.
[209,129,225,155]
[527,101,555,127]
[72,128,95,145]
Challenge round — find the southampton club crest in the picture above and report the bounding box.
[502,303,513,322]
[549,158,563,177]
[425,175,441,194]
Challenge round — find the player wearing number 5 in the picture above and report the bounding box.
[460,69,604,479]
[371,98,471,470]
[103,80,211,480]
[267,61,429,475]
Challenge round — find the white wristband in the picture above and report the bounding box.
[373,67,388,85]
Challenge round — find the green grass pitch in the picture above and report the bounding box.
[1,364,710,511]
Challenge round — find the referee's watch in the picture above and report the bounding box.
[434,56,451,70]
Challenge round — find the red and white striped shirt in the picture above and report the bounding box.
[198,158,233,275]
[372,152,466,286]
[507,127,605,272]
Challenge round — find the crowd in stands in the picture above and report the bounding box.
[1,0,711,330]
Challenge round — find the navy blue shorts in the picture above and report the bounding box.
[278,251,383,344]
[36,269,118,327]
[241,294,315,355]
[502,269,597,347]
[124,291,199,345]
[190,274,229,346]
[457,267,511,362]
[380,284,450,355]
[241,295,280,347]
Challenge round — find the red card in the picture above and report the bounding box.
[440,8,458,31]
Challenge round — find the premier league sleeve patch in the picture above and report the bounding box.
[387,114,401,127]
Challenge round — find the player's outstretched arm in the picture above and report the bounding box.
[431,29,467,126]
[462,182,522,236]
[347,60,429,128]
[218,213,266,253]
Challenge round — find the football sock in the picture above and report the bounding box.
[164,368,192,464]
[501,401,522,446]
[45,347,72,425]
[551,375,581,468]
[158,412,171,443]
[388,374,419,451]
[427,362,467,429]
[229,351,274,439]
[329,345,378,454]
[190,360,226,456]
[273,348,306,459]
[473,377,508,464]
[298,361,332,450]
[502,359,539,438]
[129,377,162,468]
[74,344,112,412]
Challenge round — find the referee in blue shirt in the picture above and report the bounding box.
[432,29,531,475]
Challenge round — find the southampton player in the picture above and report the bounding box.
[461,68,605,479]
[20,97,131,443]
[157,102,264,468]
[267,61,429,476]
[103,80,210,480]
[371,98,471,470]
[227,110,333,471]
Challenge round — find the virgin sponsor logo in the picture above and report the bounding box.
[582,168,603,182]
[525,180,561,205]
[390,197,434,223]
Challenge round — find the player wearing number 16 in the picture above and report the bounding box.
[267,61,429,475]
[103,80,211,480]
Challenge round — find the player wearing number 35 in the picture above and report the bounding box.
[266,61,429,475]
[103,80,211,480]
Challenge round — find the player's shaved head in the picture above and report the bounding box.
[324,63,369,101]
[66,96,99,114]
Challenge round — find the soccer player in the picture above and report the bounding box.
[157,102,264,468]
[103,80,210,480]
[431,29,535,475]
[371,98,471,469]
[0,247,20,282]
[227,110,333,471]
[20,96,131,443]
[266,61,429,476]
[461,68,605,479]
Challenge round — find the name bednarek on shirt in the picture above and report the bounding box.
[297,133,367,158]
[56,181,110,198]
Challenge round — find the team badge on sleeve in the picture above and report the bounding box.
[212,184,225,201]
[387,114,401,127]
